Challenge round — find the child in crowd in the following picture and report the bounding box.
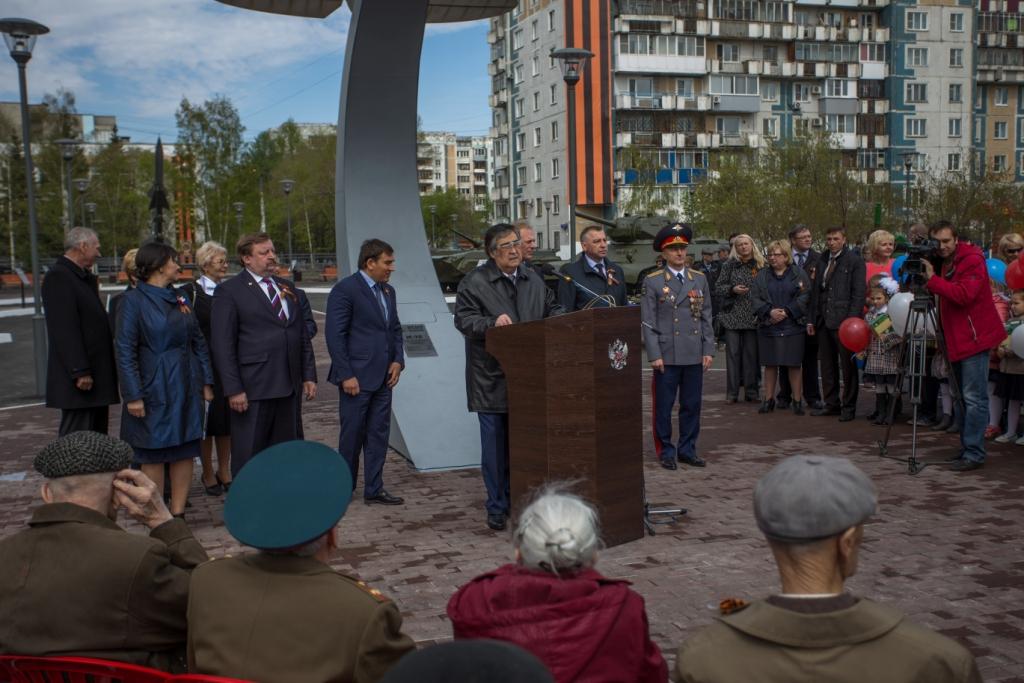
[931,351,957,433]
[863,276,903,426]
[994,290,1024,444]
[986,278,1011,439]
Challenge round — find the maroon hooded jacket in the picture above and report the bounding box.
[447,564,668,683]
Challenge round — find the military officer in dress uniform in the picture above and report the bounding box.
[641,223,715,470]
[187,441,415,682]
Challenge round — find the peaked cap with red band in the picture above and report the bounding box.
[654,222,693,252]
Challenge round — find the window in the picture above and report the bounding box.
[761,82,778,102]
[530,19,537,41]
[826,79,853,97]
[548,9,555,31]
[534,162,542,182]
[948,118,961,137]
[907,47,928,67]
[905,118,926,137]
[949,48,963,68]
[906,83,927,103]
[549,83,557,105]
[995,87,1009,106]
[762,117,777,137]
[763,45,778,63]
[678,36,705,57]
[906,10,928,31]
[715,117,741,135]
[531,55,539,76]
[551,157,560,178]
[717,43,739,63]
[514,64,524,84]
[861,44,885,62]
[551,120,559,142]
[618,34,705,57]
[949,12,963,32]
[515,132,525,152]
[974,119,984,142]
[825,114,855,133]
[995,121,1008,139]
[857,150,885,169]
[513,29,523,50]
[514,98,524,119]
[708,75,759,95]
[552,194,560,214]
[533,127,542,147]
[949,83,962,103]
[532,91,540,111]
[515,165,525,186]
[535,199,543,218]
[629,77,653,98]
[993,155,1007,172]
[947,153,961,171]
[794,83,811,102]
[677,78,695,99]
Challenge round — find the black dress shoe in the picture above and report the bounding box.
[365,491,404,505]
[839,410,855,422]
[679,454,706,467]
[216,473,232,492]
[758,399,775,414]
[950,459,983,472]
[811,406,841,417]
[487,513,507,531]
[202,479,224,497]
[660,457,678,470]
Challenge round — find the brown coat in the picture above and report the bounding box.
[187,554,415,683]
[0,503,208,672]
[675,597,981,683]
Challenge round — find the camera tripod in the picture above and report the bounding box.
[877,291,961,474]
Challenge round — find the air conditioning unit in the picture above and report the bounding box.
[613,170,624,180]
[811,118,824,128]
[712,95,722,107]
[811,85,822,96]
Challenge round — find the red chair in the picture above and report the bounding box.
[0,655,170,682]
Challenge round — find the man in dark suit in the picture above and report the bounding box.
[809,226,866,422]
[210,233,317,476]
[42,227,119,435]
[777,224,823,409]
[325,239,405,505]
[558,225,628,310]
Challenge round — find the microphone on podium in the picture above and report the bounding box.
[539,263,616,309]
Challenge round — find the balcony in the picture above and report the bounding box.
[859,99,889,114]
[707,59,745,75]
[859,0,890,8]
[487,57,506,76]
[494,152,509,169]
[710,94,761,113]
[616,51,707,75]
[828,132,858,149]
[859,61,886,79]
[697,133,721,148]
[861,27,889,42]
[858,169,890,184]
[858,134,889,148]
[679,95,713,111]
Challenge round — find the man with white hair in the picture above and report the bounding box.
[42,226,120,435]
[675,455,981,682]
[0,431,209,671]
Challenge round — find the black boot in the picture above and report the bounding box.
[792,399,805,416]
[872,394,891,426]
[866,394,880,421]
[758,399,775,414]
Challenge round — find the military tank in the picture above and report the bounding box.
[576,212,730,294]
[431,227,568,293]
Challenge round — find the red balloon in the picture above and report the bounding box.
[1008,260,1024,289]
[838,317,871,353]
[1019,250,1024,267]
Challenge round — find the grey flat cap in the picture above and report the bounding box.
[754,455,877,542]
[34,431,133,479]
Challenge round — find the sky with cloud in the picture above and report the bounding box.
[0,0,492,142]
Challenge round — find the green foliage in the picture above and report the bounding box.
[616,145,677,218]
[420,187,490,247]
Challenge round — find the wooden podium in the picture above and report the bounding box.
[486,306,643,547]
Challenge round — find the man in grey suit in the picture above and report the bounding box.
[641,223,715,470]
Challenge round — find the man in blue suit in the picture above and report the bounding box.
[325,239,405,505]
[210,233,317,477]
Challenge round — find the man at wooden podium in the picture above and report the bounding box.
[454,223,563,531]
[641,223,715,470]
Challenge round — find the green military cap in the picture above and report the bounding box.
[754,455,877,543]
[34,431,134,479]
[224,440,353,550]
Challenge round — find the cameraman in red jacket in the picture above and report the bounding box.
[923,220,1006,471]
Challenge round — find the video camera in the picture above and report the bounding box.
[899,238,940,280]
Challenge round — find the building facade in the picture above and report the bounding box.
[417,131,496,211]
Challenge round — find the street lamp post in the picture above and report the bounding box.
[429,204,437,247]
[551,46,594,262]
[280,179,295,274]
[2,16,50,396]
[74,178,89,228]
[544,199,552,248]
[55,138,78,233]
[84,201,96,229]
[450,213,457,249]
[232,201,244,241]
[901,152,915,232]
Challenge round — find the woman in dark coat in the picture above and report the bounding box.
[447,490,667,683]
[714,234,764,402]
[116,241,213,517]
[750,239,812,415]
[177,241,232,495]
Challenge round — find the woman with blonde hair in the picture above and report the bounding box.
[996,233,1024,264]
[864,229,895,282]
[714,234,765,402]
[448,488,667,683]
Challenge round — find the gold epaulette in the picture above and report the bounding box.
[719,597,750,615]
[645,269,664,279]
[356,579,390,603]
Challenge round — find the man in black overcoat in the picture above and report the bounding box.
[42,227,119,435]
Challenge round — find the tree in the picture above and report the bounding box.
[420,187,489,247]
[616,144,678,218]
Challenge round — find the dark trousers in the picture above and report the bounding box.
[338,383,393,498]
[725,328,759,399]
[58,407,109,436]
[778,333,821,404]
[478,412,510,516]
[818,327,859,413]
[652,363,703,461]
[230,393,300,477]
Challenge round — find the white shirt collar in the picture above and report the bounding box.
[668,266,685,279]
[198,274,218,296]
[585,255,605,271]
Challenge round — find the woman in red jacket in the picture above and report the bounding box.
[447,490,668,683]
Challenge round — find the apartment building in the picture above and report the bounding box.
[417,131,496,210]
[489,0,1022,225]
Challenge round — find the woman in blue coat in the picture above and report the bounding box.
[116,240,213,517]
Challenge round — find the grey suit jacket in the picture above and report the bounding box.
[641,267,715,366]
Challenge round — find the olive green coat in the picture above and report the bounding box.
[675,598,981,683]
[0,503,208,672]
[187,554,415,683]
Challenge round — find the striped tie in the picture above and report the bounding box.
[261,277,286,320]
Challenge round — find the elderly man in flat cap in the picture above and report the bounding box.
[0,431,208,672]
[187,440,415,683]
[674,455,981,683]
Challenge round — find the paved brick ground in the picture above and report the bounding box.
[2,311,1023,681]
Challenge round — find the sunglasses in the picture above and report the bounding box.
[1006,248,1022,255]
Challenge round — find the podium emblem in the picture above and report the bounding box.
[608,339,629,370]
